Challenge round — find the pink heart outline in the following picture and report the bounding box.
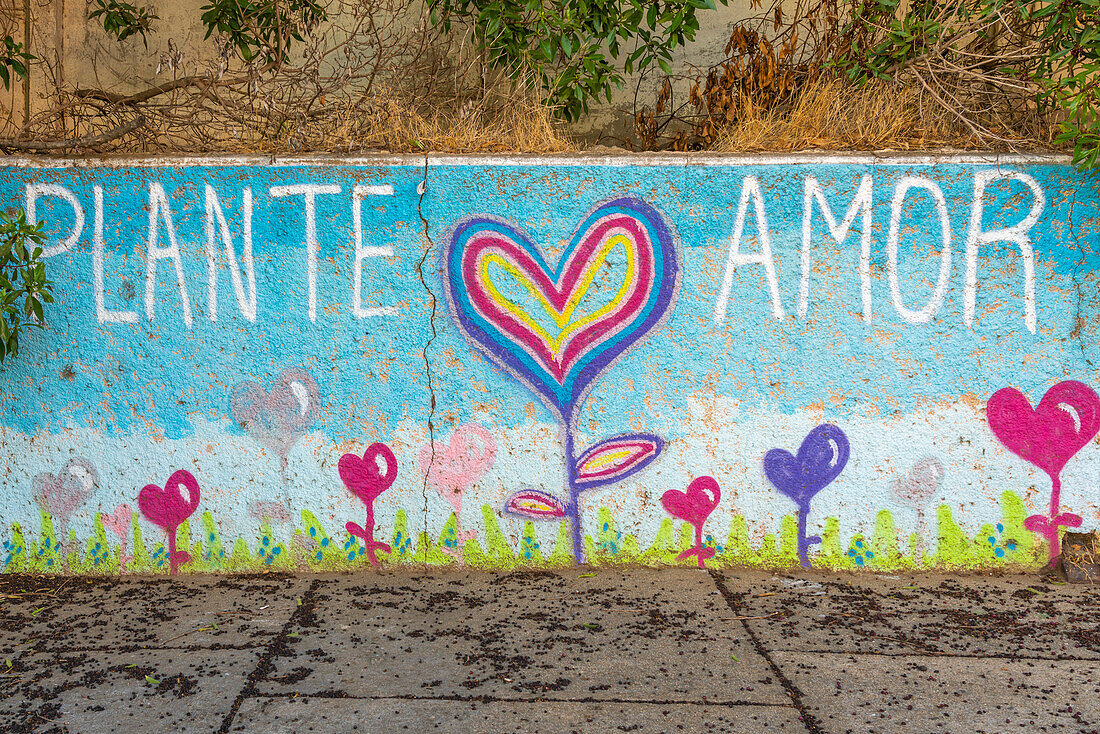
[419,424,496,563]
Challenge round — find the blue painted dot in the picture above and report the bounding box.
[347,551,356,561]
[209,533,216,542]
[46,559,53,567]
[321,538,329,547]
[847,549,856,557]
[855,540,863,548]
[866,551,875,560]
[262,537,270,546]
[156,559,163,567]
[273,547,281,555]
[524,550,532,559]
[1006,541,1017,551]
[996,523,1004,533]
[37,549,44,556]
[987,536,996,546]
[258,548,265,557]
[94,543,101,551]
[855,556,864,567]
[315,551,323,561]
[603,523,610,532]
[995,548,1005,558]
[219,550,225,557]
[359,547,366,556]
[44,538,51,549]
[309,527,317,537]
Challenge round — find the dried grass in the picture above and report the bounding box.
[713,76,1031,153]
[253,90,576,154]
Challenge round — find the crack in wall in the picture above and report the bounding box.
[416,157,437,562]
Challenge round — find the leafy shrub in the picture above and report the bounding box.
[0,209,54,363]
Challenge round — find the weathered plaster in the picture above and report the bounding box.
[0,153,1097,574]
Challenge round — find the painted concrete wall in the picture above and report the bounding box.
[1,153,1099,575]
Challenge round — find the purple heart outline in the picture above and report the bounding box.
[764,424,850,568]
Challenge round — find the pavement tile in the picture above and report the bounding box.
[229,696,807,733]
[0,575,308,654]
[772,651,1100,733]
[0,647,259,733]
[255,568,787,704]
[716,571,1100,659]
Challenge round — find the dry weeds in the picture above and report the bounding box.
[713,76,1022,153]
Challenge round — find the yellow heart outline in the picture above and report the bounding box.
[477,233,638,358]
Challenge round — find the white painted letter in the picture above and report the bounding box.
[144,183,193,328]
[204,185,257,322]
[92,186,139,324]
[25,183,84,257]
[887,176,952,324]
[270,183,342,322]
[713,176,784,324]
[800,174,874,321]
[964,170,1043,334]
[352,184,398,318]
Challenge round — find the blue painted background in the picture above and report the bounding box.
[0,156,1098,569]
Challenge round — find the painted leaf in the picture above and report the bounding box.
[575,433,663,489]
[505,490,566,520]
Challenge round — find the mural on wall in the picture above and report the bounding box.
[0,158,1098,575]
[986,381,1100,560]
[889,457,943,552]
[443,197,681,564]
[32,458,99,551]
[764,425,850,568]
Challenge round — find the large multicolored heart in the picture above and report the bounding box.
[443,197,680,425]
[986,380,1100,481]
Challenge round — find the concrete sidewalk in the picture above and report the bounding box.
[0,569,1097,733]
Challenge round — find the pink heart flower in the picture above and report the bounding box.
[138,470,200,575]
[661,476,722,568]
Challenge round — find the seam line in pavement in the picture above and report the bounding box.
[766,649,1100,661]
[709,570,823,734]
[217,579,320,733]
[241,691,799,707]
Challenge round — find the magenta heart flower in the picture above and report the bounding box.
[661,476,721,568]
[138,469,201,574]
[339,442,397,566]
[987,380,1100,560]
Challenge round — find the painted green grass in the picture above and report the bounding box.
[1,490,1045,574]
